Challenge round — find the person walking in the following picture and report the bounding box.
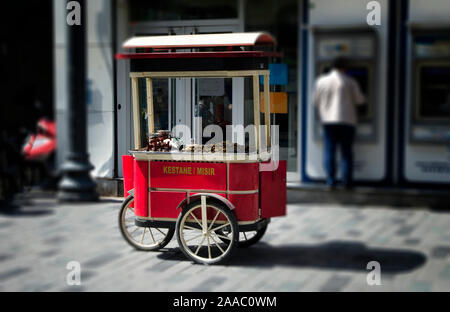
[313,57,366,189]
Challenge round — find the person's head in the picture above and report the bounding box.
[332,57,349,72]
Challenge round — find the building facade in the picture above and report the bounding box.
[53,0,450,192]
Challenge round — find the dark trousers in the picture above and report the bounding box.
[323,124,355,186]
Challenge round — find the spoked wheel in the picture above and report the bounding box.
[176,199,238,265]
[217,224,268,248]
[119,195,174,251]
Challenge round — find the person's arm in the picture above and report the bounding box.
[352,79,366,105]
[313,80,322,108]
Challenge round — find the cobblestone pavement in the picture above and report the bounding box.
[0,193,449,292]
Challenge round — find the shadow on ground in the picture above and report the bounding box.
[287,188,450,210]
[0,200,54,217]
[0,190,121,217]
[157,241,426,274]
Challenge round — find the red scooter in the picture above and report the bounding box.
[21,118,58,189]
[22,118,56,161]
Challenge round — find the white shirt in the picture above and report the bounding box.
[313,69,366,126]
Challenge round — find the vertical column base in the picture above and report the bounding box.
[57,153,99,202]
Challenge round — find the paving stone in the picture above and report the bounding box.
[43,236,66,245]
[391,217,407,224]
[395,225,415,236]
[147,259,180,273]
[22,283,53,292]
[165,272,190,283]
[61,286,86,292]
[319,275,352,292]
[351,215,366,221]
[190,276,227,292]
[346,230,362,237]
[342,220,359,229]
[372,236,390,245]
[430,246,450,259]
[440,264,450,279]
[0,254,12,263]
[0,267,30,282]
[84,252,121,268]
[404,238,421,246]
[80,270,96,282]
[410,281,432,292]
[310,233,327,240]
[39,249,59,258]
[277,280,307,291]
[0,221,13,228]
[1,194,450,291]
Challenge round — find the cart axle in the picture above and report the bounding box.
[135,218,270,232]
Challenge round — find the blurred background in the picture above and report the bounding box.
[3,0,450,199]
[0,0,449,292]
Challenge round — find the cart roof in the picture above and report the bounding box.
[117,32,280,72]
[122,32,276,50]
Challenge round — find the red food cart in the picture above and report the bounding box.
[116,32,286,264]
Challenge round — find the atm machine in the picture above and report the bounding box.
[304,26,387,183]
[402,27,450,184]
[312,27,378,141]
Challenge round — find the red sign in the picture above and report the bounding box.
[150,161,227,190]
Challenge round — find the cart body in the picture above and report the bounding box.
[123,155,286,225]
[117,32,287,264]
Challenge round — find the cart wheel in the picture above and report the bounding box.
[216,224,268,248]
[119,195,174,251]
[176,200,238,265]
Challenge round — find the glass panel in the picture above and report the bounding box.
[259,75,267,149]
[244,77,256,151]
[137,78,147,148]
[185,77,257,153]
[153,79,170,131]
[193,78,233,144]
[129,0,238,22]
[135,75,262,154]
[136,78,175,148]
[246,0,298,172]
[243,77,255,129]
[417,65,450,120]
[415,36,450,58]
